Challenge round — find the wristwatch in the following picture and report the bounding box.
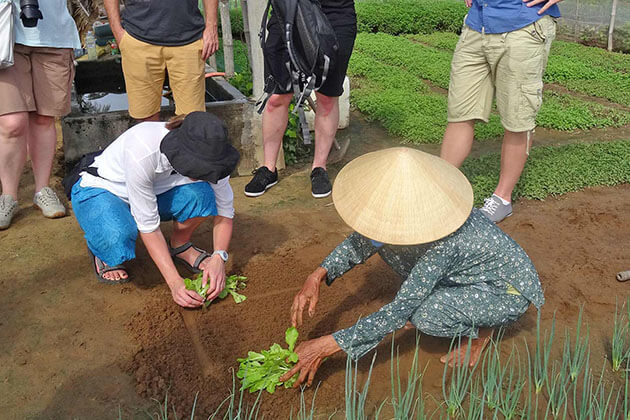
[212,250,229,262]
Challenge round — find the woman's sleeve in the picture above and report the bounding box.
[320,232,379,285]
[124,153,160,233]
[332,243,453,360]
[210,176,235,219]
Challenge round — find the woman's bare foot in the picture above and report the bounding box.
[440,329,493,367]
[95,256,128,282]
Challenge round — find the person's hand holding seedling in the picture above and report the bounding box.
[290,267,327,327]
[279,335,341,388]
[198,253,226,303]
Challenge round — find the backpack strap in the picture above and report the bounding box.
[258,0,272,49]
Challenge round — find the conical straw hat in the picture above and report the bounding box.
[332,147,473,245]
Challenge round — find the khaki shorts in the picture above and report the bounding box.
[119,32,206,119]
[447,16,556,133]
[0,44,74,117]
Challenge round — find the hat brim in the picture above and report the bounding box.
[332,148,473,245]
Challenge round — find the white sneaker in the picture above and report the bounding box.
[33,187,66,219]
[479,195,513,223]
[0,195,18,230]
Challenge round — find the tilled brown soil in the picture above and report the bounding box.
[126,184,630,418]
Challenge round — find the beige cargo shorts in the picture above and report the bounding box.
[447,16,556,133]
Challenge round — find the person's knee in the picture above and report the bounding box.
[265,94,292,111]
[0,113,29,139]
[30,114,55,127]
[315,94,338,117]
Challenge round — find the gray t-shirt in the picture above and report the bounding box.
[121,0,205,46]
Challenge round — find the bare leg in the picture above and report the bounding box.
[440,121,475,168]
[169,216,209,266]
[493,130,529,202]
[262,94,292,171]
[441,328,493,367]
[0,112,29,200]
[312,93,339,170]
[27,113,57,193]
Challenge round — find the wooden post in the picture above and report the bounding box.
[240,0,253,69]
[608,0,619,52]
[245,0,266,98]
[219,0,235,77]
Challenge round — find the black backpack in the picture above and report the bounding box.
[258,0,339,143]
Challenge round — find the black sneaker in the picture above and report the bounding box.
[310,167,332,198]
[244,167,278,197]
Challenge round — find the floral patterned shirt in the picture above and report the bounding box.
[320,209,543,360]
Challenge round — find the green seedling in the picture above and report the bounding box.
[236,327,300,394]
[533,311,555,394]
[390,333,426,419]
[611,300,629,371]
[184,274,248,308]
[442,335,480,418]
[498,345,527,420]
[563,307,589,381]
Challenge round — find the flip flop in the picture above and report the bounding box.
[88,250,131,285]
[169,242,211,274]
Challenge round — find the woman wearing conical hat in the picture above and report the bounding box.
[280,147,544,387]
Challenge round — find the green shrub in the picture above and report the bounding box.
[356,0,467,35]
[407,32,460,51]
[216,40,253,96]
[462,140,630,205]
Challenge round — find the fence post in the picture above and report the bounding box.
[219,0,235,77]
[608,0,619,52]
[240,0,253,69]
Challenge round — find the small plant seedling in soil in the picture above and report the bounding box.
[184,274,248,308]
[236,327,300,394]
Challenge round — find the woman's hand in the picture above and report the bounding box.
[280,335,341,388]
[523,0,563,14]
[291,267,327,327]
[169,278,205,308]
[200,254,226,302]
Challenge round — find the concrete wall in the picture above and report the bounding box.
[62,77,261,176]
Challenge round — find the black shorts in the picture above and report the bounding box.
[263,14,357,98]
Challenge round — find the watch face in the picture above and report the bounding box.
[217,251,228,261]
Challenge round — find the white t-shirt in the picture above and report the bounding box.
[80,122,234,233]
[12,0,82,49]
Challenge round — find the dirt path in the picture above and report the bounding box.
[0,121,629,418]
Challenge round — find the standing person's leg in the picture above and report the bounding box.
[0,44,36,229]
[244,14,291,197]
[29,46,78,218]
[119,33,166,122]
[410,285,530,367]
[308,23,357,198]
[484,16,556,222]
[441,25,493,168]
[164,39,206,117]
[0,113,29,201]
[262,93,293,171]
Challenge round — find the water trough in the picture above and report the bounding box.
[61,57,261,175]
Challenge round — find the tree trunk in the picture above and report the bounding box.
[219,0,235,77]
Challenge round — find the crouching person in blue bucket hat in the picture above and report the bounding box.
[65,112,239,307]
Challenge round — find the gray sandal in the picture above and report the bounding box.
[169,242,211,274]
[88,250,131,285]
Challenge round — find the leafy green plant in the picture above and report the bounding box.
[236,327,300,394]
[283,103,312,166]
[184,273,248,307]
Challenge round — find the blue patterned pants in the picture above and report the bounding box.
[410,284,530,338]
[71,180,217,267]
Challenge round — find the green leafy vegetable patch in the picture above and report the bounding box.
[183,274,248,307]
[236,327,300,394]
